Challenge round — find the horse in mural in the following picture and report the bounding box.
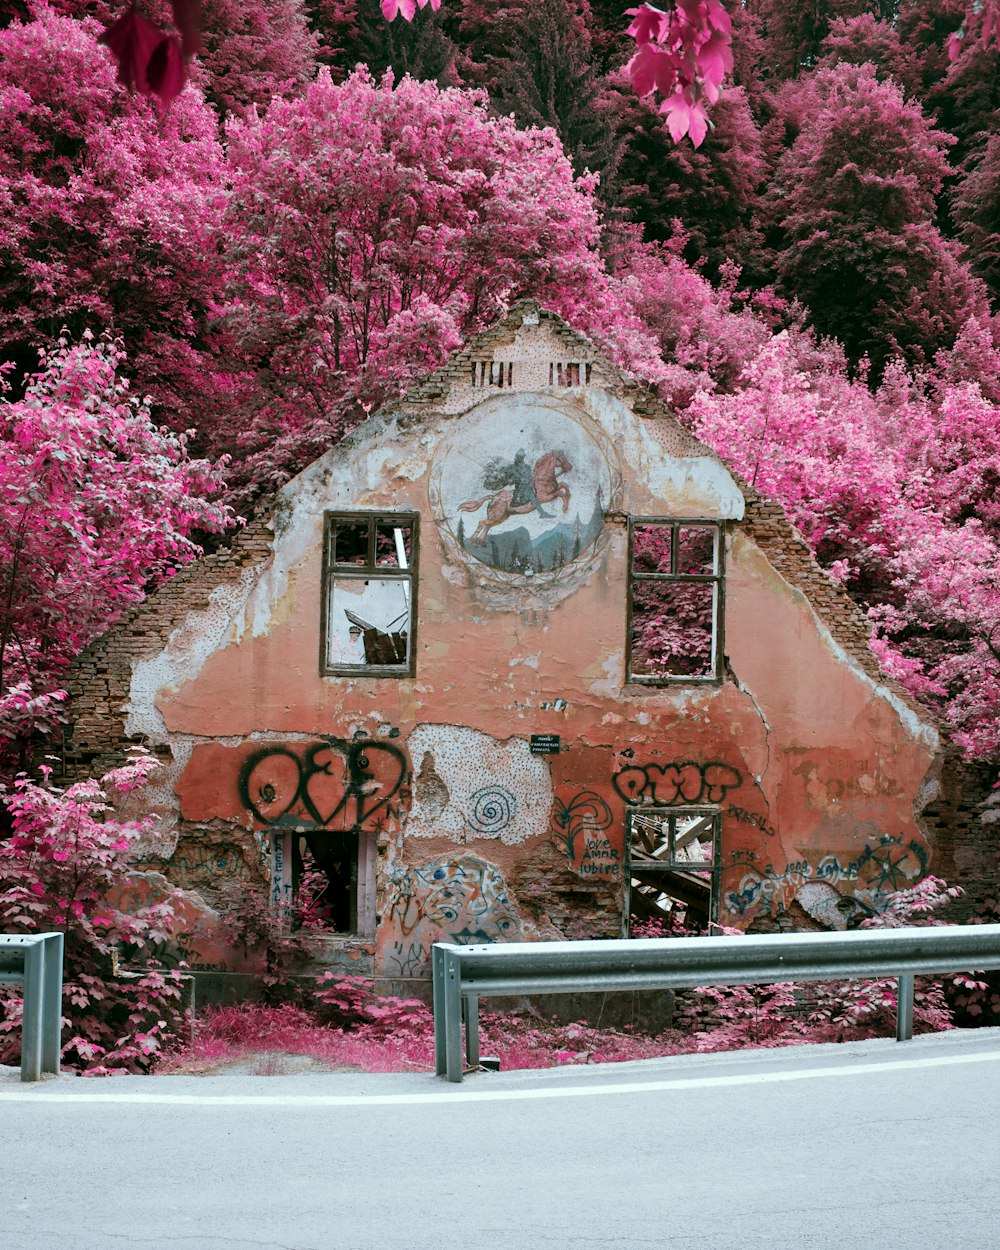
[459,449,573,546]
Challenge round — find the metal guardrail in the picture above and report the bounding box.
[432,923,1000,1083]
[0,933,64,1081]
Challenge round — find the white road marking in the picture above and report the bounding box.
[2,1048,998,1106]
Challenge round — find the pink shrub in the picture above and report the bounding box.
[0,751,188,1072]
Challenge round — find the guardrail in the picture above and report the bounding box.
[0,933,64,1082]
[432,923,1000,1082]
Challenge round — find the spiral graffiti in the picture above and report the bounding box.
[466,786,516,835]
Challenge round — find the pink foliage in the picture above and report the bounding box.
[217,67,662,501]
[764,61,985,373]
[625,0,732,145]
[0,9,229,431]
[0,750,188,1072]
[0,333,233,763]
[99,0,199,104]
[688,316,1000,756]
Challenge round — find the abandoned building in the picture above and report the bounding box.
[65,301,965,994]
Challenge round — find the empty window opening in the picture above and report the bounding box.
[471,361,514,387]
[548,361,587,386]
[322,512,418,676]
[626,808,720,932]
[627,520,723,682]
[269,828,376,936]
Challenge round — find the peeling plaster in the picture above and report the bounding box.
[582,390,745,519]
[126,568,262,740]
[83,307,950,974]
[728,533,940,756]
[405,724,552,844]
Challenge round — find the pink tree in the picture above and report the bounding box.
[763,62,988,374]
[688,320,1000,757]
[0,333,234,774]
[0,8,228,432]
[217,67,662,502]
[0,749,187,1072]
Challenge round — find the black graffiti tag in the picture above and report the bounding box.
[612,760,742,806]
[550,791,614,859]
[238,739,408,833]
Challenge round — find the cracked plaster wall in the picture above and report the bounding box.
[65,305,945,980]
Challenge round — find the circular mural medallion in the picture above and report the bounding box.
[429,394,621,589]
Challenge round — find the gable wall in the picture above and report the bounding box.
[65,307,945,987]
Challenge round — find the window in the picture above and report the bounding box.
[626,808,720,932]
[271,826,376,937]
[627,520,723,682]
[322,512,417,676]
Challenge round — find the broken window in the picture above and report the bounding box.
[322,512,418,676]
[270,827,376,936]
[627,520,723,682]
[626,808,720,932]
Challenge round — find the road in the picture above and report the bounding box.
[2,1028,999,1250]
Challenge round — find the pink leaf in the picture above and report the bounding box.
[627,42,681,99]
[146,34,187,105]
[626,3,669,46]
[660,90,708,146]
[170,0,202,56]
[698,29,733,91]
[99,6,170,96]
[381,0,417,21]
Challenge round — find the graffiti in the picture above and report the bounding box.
[729,848,759,865]
[238,739,407,832]
[726,861,813,918]
[613,760,742,806]
[550,791,614,860]
[579,837,621,878]
[385,940,424,978]
[386,854,521,976]
[466,786,516,836]
[405,725,550,845]
[725,835,931,918]
[271,830,292,915]
[814,835,929,892]
[726,804,777,839]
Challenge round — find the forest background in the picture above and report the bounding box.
[1,0,999,786]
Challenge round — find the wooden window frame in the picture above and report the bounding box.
[624,806,722,934]
[626,517,725,685]
[320,510,419,678]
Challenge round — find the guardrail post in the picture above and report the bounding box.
[896,973,914,1042]
[41,932,63,1075]
[432,944,447,1076]
[464,993,480,1070]
[443,948,464,1084]
[20,938,43,1082]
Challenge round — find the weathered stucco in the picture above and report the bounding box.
[67,304,944,987]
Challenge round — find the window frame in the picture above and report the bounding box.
[320,510,419,678]
[624,806,722,934]
[625,517,725,685]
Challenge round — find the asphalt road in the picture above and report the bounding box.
[2,1028,999,1250]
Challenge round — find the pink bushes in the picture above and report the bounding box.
[160,879,965,1077]
[0,333,233,770]
[0,752,188,1072]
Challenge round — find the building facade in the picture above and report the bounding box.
[67,303,947,991]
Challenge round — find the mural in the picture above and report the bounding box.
[724,833,931,921]
[383,854,521,976]
[430,396,620,583]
